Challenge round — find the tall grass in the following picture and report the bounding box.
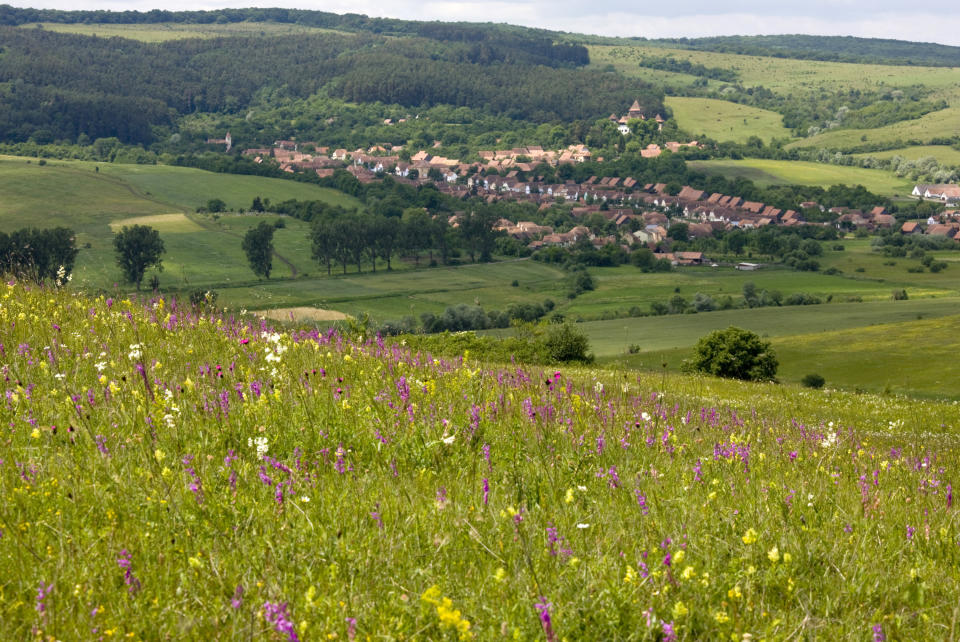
[1,281,958,639]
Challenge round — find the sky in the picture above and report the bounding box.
[8,1,960,46]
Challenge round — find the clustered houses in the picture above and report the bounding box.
[831,206,896,230]
[900,209,960,239]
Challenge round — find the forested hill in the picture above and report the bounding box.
[0,5,587,65]
[649,34,960,67]
[0,23,663,146]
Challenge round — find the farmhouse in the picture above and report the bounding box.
[913,184,960,203]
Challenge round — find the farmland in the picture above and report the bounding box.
[687,159,915,196]
[852,145,960,166]
[0,156,361,289]
[664,97,792,144]
[21,21,340,42]
[591,43,960,96]
[2,282,959,639]
[786,106,960,150]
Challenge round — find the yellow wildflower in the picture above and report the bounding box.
[671,601,689,619]
[767,546,780,563]
[742,528,758,545]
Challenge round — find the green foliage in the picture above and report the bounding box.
[0,226,78,283]
[113,224,165,289]
[541,322,593,363]
[638,55,737,82]
[688,326,778,381]
[801,373,826,389]
[241,221,275,279]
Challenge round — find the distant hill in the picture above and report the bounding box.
[0,11,664,146]
[648,34,960,68]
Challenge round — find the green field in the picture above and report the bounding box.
[687,159,915,196]
[0,156,361,289]
[573,299,960,398]
[665,97,792,143]
[22,21,340,42]
[853,145,960,166]
[787,106,960,150]
[592,44,960,96]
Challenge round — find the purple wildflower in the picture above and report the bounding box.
[116,549,141,594]
[872,623,886,642]
[263,602,299,642]
[35,582,52,614]
[662,621,677,642]
[948,483,953,509]
[482,478,489,506]
[346,616,357,641]
[370,504,383,530]
[231,585,244,609]
[634,489,649,515]
[907,525,916,540]
[535,598,556,642]
[94,434,109,456]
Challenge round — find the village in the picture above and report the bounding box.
[223,101,960,259]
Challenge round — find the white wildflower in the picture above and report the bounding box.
[576,523,590,529]
[127,344,142,360]
[248,436,269,458]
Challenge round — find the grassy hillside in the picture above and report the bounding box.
[592,44,960,95]
[852,145,960,166]
[0,156,361,289]
[23,21,340,41]
[687,159,915,196]
[665,97,792,143]
[2,282,959,639]
[788,107,960,149]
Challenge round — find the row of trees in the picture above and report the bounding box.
[309,208,500,275]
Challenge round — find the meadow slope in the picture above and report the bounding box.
[1,282,958,639]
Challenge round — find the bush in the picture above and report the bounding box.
[784,292,822,306]
[542,322,593,363]
[687,326,778,382]
[892,289,909,301]
[801,373,826,389]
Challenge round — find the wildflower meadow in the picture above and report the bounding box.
[1,280,959,640]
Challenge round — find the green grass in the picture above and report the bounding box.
[665,97,793,143]
[787,106,960,150]
[687,159,915,196]
[213,260,569,317]
[0,155,362,290]
[580,298,960,398]
[591,44,960,96]
[4,282,960,639]
[21,21,343,42]
[852,145,960,166]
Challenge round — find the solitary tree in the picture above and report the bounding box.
[113,225,164,289]
[242,221,275,279]
[688,326,778,382]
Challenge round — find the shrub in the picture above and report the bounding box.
[892,289,909,301]
[784,292,822,306]
[687,326,778,382]
[801,373,826,389]
[542,322,593,363]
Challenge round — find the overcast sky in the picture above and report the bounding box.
[8,1,960,46]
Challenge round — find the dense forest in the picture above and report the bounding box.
[0,22,663,146]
